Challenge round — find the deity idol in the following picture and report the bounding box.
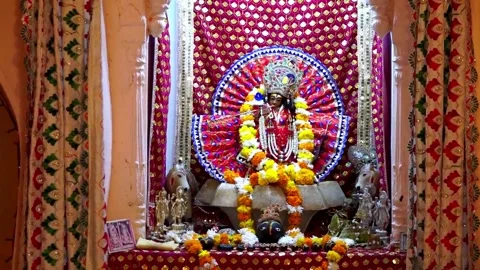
[254,59,300,165]
[193,46,351,230]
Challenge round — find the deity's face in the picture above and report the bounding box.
[268,93,284,108]
[256,219,285,243]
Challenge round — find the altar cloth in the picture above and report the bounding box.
[108,247,405,269]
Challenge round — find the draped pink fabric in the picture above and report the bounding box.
[148,27,171,227]
[190,0,385,191]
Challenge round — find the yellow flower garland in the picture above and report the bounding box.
[225,85,317,231]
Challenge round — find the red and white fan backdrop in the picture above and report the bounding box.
[149,0,386,223]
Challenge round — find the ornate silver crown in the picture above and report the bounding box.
[263,56,303,98]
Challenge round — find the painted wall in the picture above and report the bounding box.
[0,1,30,263]
[0,0,28,130]
[0,90,19,270]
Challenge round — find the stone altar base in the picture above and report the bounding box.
[195,179,346,232]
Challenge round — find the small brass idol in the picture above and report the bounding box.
[170,186,188,233]
[150,188,171,241]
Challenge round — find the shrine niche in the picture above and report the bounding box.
[143,0,400,269]
[192,46,349,231]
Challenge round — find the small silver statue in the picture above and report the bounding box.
[155,188,170,235]
[170,186,188,233]
[373,190,391,231]
[355,187,374,228]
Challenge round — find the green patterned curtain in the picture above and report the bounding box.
[408,0,477,269]
[15,0,111,269]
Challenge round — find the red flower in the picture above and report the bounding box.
[426,199,439,220]
[425,78,442,101]
[31,198,43,220]
[426,48,443,71]
[444,110,461,132]
[31,257,41,270]
[31,227,42,249]
[448,80,461,102]
[427,17,442,40]
[444,140,462,163]
[442,200,460,222]
[34,138,43,160]
[440,230,459,253]
[450,18,462,42]
[427,170,440,192]
[428,0,442,11]
[21,14,30,25]
[444,170,461,194]
[426,139,441,162]
[449,49,461,71]
[33,168,44,190]
[425,229,438,251]
[425,109,442,131]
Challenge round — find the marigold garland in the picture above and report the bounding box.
[223,84,319,231]
[184,238,220,270]
[289,234,348,270]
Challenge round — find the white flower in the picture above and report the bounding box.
[287,204,304,214]
[206,228,219,239]
[242,120,256,127]
[294,97,307,104]
[247,100,264,106]
[278,235,295,246]
[328,262,340,270]
[331,236,355,247]
[239,229,259,246]
[166,231,182,243]
[297,159,314,166]
[182,230,196,241]
[295,120,308,126]
[296,108,311,116]
[235,177,250,195]
[242,139,260,148]
[257,158,269,171]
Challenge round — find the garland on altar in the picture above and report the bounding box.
[184,229,349,270]
[224,84,317,230]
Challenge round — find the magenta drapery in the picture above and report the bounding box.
[371,36,387,191]
[188,0,386,191]
[149,26,171,214]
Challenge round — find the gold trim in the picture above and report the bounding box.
[357,0,375,150]
[175,0,195,166]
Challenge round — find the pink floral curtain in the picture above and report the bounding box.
[189,0,385,191]
[148,27,171,227]
[408,0,477,268]
[16,0,110,269]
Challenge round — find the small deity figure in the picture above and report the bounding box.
[170,186,188,225]
[373,190,391,231]
[155,188,170,234]
[355,187,374,228]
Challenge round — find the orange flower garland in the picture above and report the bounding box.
[224,85,318,231]
[184,238,220,270]
[291,234,348,270]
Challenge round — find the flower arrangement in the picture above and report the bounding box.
[185,228,349,270]
[184,229,259,269]
[184,237,220,270]
[225,84,317,230]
